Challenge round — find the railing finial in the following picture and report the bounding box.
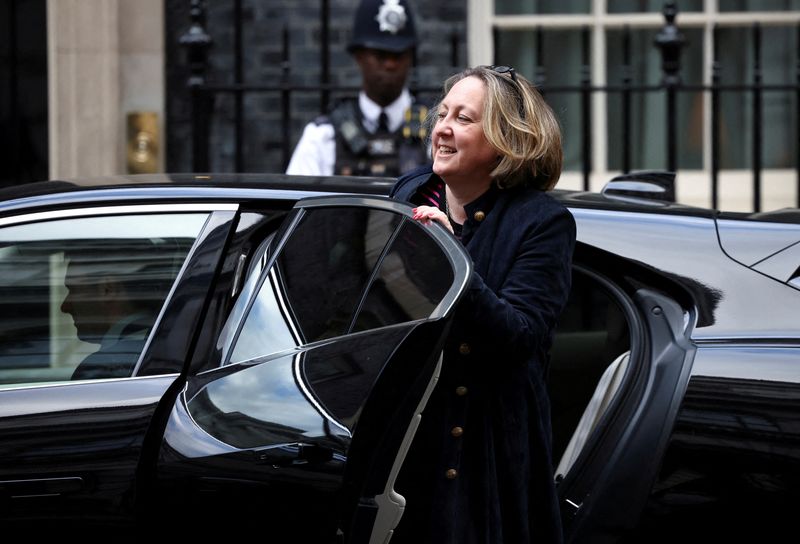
[654,1,685,86]
[180,0,213,88]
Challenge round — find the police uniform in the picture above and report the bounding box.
[286,0,429,177]
[286,88,429,177]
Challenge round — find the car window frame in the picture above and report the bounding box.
[0,203,239,389]
[217,195,471,368]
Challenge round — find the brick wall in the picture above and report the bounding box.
[165,0,467,174]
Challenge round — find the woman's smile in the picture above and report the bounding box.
[431,76,497,187]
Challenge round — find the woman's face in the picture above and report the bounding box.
[431,76,498,187]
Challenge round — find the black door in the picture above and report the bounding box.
[0,206,236,530]
[154,196,472,541]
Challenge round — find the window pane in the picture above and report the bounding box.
[353,220,453,332]
[716,25,797,169]
[720,0,800,11]
[231,206,457,365]
[231,207,400,363]
[188,351,350,449]
[606,28,704,170]
[495,0,589,15]
[608,0,702,13]
[0,213,206,386]
[495,28,585,170]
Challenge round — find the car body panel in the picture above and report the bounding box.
[151,195,473,540]
[0,376,174,524]
[572,208,800,340]
[0,204,238,526]
[628,345,800,541]
[716,217,800,266]
[0,175,798,542]
[750,240,800,286]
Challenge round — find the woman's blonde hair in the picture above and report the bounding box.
[431,66,563,190]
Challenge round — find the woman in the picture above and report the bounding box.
[390,66,576,543]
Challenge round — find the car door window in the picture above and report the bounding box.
[229,205,454,365]
[0,212,208,386]
[165,198,471,541]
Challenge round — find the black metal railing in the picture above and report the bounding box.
[181,0,800,212]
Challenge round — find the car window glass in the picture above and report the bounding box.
[229,205,453,365]
[0,213,208,387]
[353,219,453,332]
[230,207,391,363]
[189,351,352,449]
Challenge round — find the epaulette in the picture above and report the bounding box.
[401,103,429,141]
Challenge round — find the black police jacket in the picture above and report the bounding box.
[325,98,429,177]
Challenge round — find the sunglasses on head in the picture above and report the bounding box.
[488,65,517,82]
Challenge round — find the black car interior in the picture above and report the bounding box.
[549,265,631,477]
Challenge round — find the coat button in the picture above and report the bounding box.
[455,386,468,396]
[474,210,486,222]
[458,343,471,355]
[451,426,464,437]
[445,468,458,479]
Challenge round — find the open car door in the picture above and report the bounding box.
[155,195,472,542]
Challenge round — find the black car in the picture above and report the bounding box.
[0,173,797,542]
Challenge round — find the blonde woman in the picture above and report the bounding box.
[390,65,575,543]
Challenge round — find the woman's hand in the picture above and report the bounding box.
[412,205,453,234]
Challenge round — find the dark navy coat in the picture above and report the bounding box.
[390,166,576,543]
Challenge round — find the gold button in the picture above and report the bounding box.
[474,210,486,222]
[451,426,464,437]
[455,386,468,396]
[445,468,458,479]
[458,343,471,355]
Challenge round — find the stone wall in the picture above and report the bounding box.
[165,0,467,174]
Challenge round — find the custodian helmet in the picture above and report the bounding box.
[347,0,418,53]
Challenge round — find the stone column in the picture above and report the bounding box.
[47,0,164,179]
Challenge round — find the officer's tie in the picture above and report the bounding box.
[378,111,389,132]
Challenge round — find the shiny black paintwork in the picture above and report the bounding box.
[558,204,800,542]
[626,345,800,542]
[0,376,174,524]
[0,174,798,541]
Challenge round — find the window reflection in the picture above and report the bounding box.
[229,206,451,365]
[354,220,453,332]
[230,266,300,363]
[0,213,206,385]
[190,328,413,450]
[205,203,460,452]
[189,352,351,449]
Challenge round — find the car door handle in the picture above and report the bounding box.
[254,443,333,468]
[0,476,84,498]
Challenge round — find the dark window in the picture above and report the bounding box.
[230,206,454,364]
[0,212,206,386]
[549,269,631,467]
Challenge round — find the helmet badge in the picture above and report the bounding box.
[375,0,407,35]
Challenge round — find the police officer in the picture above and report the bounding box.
[286,0,430,177]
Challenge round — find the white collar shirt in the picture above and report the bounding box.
[285,88,413,176]
[359,89,412,134]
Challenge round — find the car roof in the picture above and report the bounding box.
[0,173,397,216]
[0,173,396,201]
[0,172,719,220]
